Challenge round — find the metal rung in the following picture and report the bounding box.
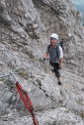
[0,68,24,79]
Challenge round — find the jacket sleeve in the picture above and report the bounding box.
[59,46,63,59]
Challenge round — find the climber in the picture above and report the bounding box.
[44,33,63,85]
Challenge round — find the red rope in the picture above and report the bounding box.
[33,116,39,125]
[15,82,39,125]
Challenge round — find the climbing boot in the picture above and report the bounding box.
[58,81,63,85]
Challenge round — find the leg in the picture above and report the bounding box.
[57,76,61,82]
[50,62,62,85]
[54,63,62,85]
[50,62,55,72]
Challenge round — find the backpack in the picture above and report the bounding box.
[57,41,64,49]
[48,44,60,62]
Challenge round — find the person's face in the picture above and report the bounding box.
[50,38,57,47]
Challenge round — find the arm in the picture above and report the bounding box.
[44,46,49,59]
[59,46,63,67]
[44,53,49,59]
[59,58,63,67]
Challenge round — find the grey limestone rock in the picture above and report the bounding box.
[0,0,84,125]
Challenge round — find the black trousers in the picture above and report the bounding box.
[50,62,60,77]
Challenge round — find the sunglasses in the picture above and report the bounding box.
[50,37,57,40]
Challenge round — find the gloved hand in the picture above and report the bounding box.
[43,58,49,61]
[43,58,46,61]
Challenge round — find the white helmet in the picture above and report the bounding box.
[50,33,59,40]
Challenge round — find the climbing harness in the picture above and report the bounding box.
[0,69,39,125]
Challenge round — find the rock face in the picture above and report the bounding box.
[0,0,84,125]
